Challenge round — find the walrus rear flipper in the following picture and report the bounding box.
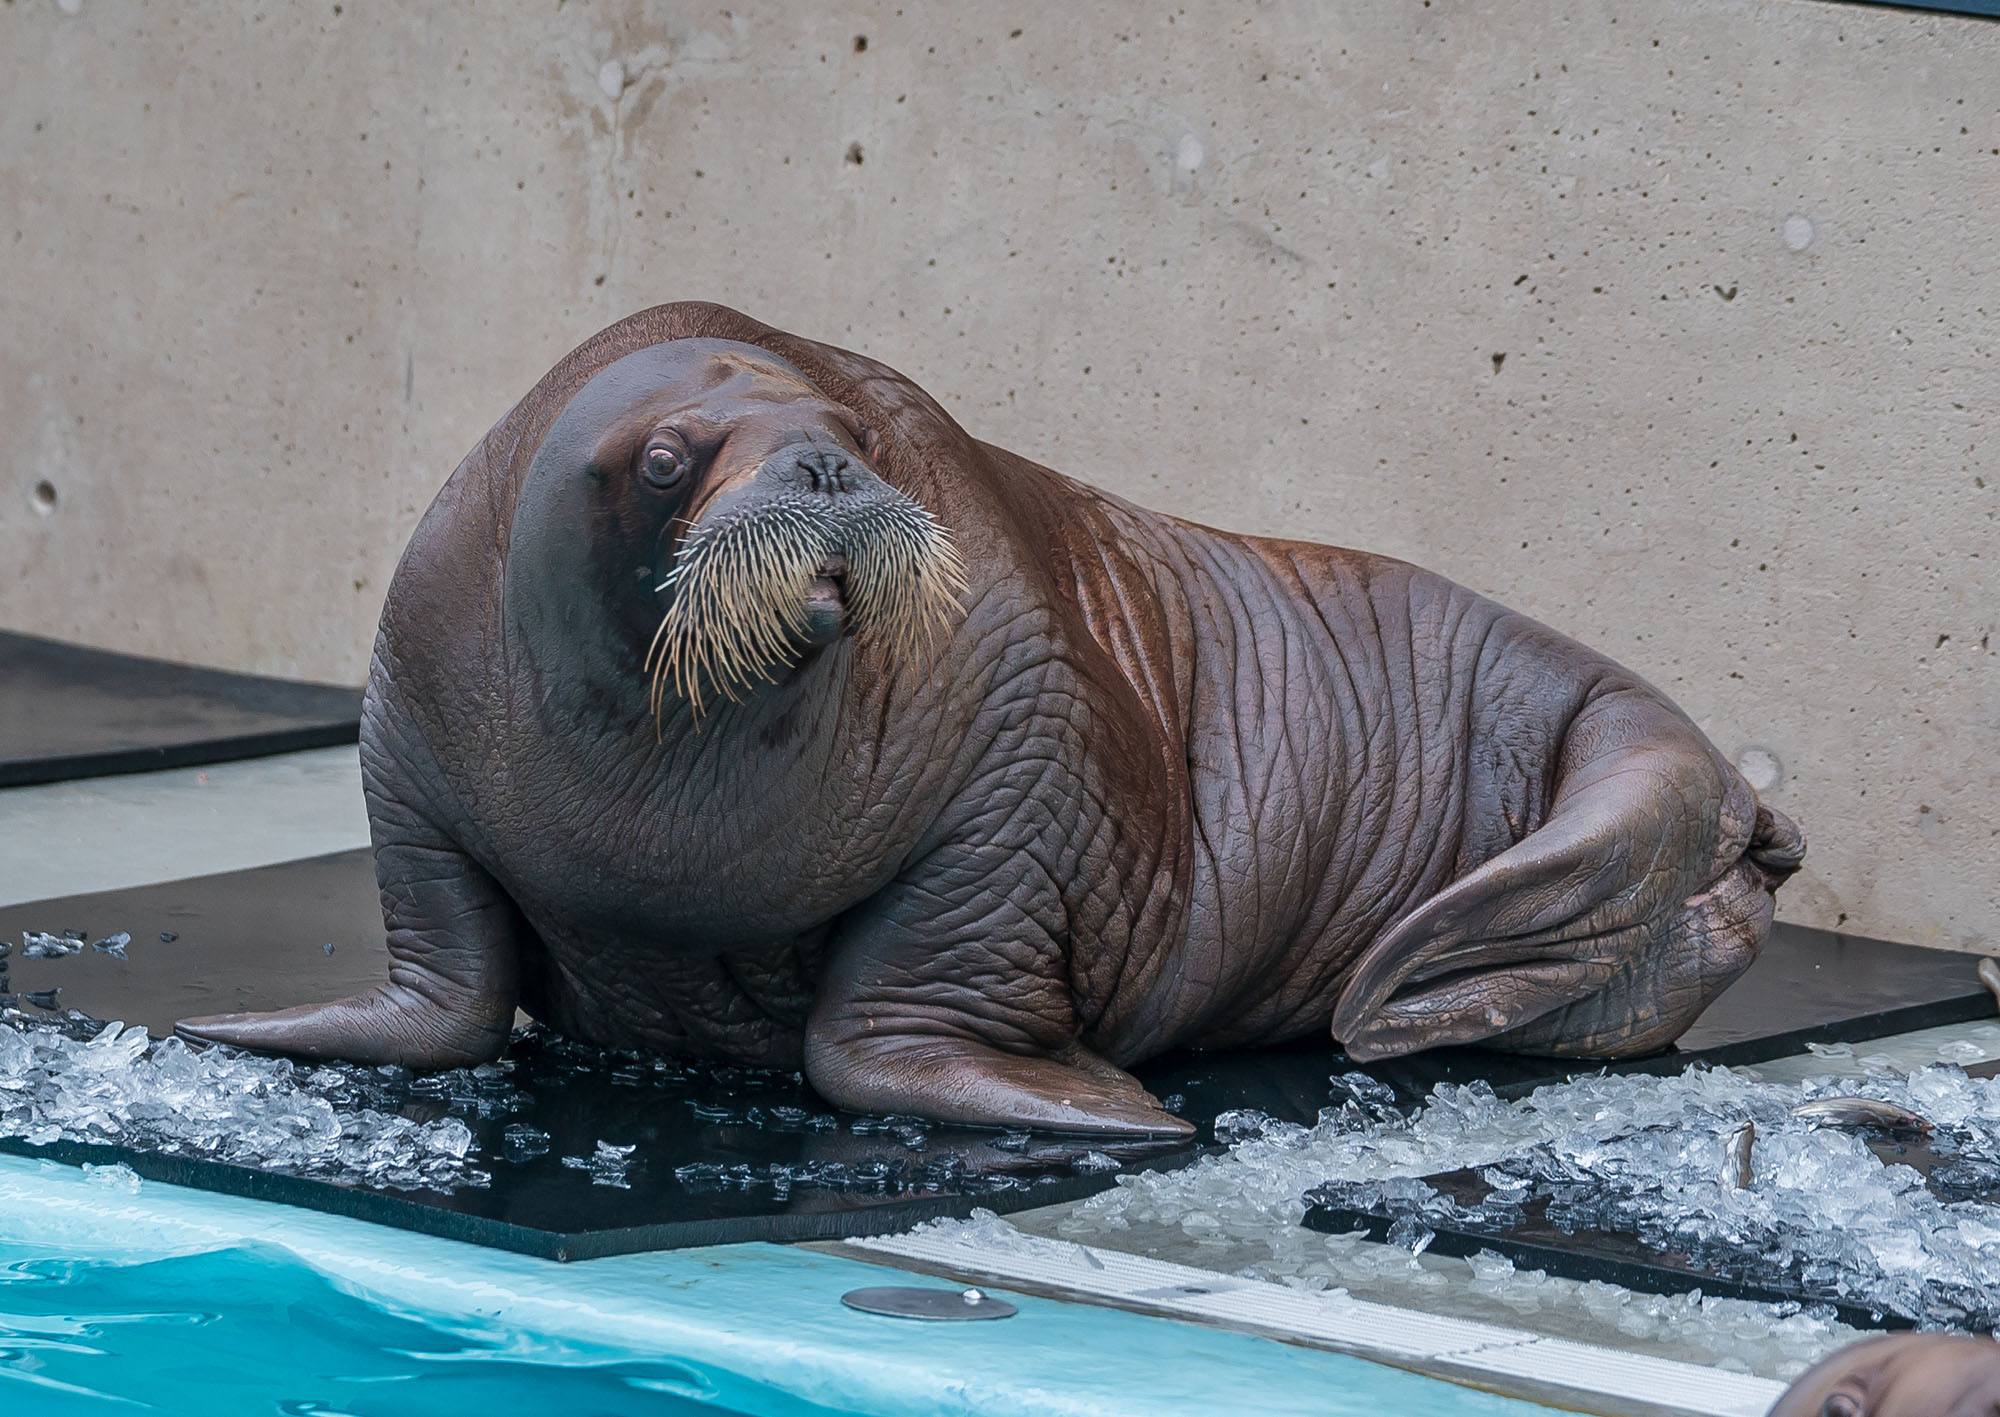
[1332,702,1797,1062]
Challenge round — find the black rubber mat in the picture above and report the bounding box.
[1,853,1987,1257]
[0,1014,1207,1261]
[0,631,361,787]
[0,855,1207,1258]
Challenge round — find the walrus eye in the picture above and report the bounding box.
[1821,1394,1862,1417]
[641,439,687,490]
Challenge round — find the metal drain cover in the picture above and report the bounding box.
[840,1285,1018,1321]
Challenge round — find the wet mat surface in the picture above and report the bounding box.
[0,1011,1209,1260]
[0,851,1988,1256]
[0,631,361,787]
[0,856,1211,1257]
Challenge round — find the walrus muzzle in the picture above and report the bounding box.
[646,458,966,717]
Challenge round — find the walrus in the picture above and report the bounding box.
[1769,1335,2000,1416]
[177,302,1804,1136]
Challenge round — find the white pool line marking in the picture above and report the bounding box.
[852,1228,1787,1417]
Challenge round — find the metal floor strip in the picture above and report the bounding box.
[851,1229,1787,1417]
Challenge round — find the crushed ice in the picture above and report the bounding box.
[562,1139,637,1188]
[14,925,148,964]
[671,1154,1043,1202]
[894,1062,2000,1380]
[1296,1065,2000,1330]
[501,1122,551,1162]
[0,1012,1139,1202]
[81,1161,142,1193]
[20,931,83,960]
[0,1012,496,1192]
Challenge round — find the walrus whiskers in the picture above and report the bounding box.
[646,490,966,720]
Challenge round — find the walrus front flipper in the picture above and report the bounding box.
[175,983,509,1070]
[177,780,523,1070]
[1332,696,1797,1062]
[804,862,1195,1137]
[806,1031,1193,1137]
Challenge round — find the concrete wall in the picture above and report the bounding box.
[3,0,1996,949]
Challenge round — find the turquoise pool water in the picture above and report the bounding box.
[0,1157,1565,1417]
[0,1240,851,1416]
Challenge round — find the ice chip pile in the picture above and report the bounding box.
[501,1122,551,1162]
[1299,1064,2000,1328]
[882,1062,2000,1379]
[669,1153,1051,1202]
[0,1012,495,1192]
[81,1160,142,1192]
[19,931,83,960]
[0,1012,1161,1207]
[561,1139,638,1188]
[1027,1059,2000,1346]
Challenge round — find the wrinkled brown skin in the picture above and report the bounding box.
[178,302,1805,1136]
[1770,1335,2000,1417]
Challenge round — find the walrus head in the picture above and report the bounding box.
[1770,1335,2000,1417]
[509,338,965,721]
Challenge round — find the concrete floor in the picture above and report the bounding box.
[0,747,369,909]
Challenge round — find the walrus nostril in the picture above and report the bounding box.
[795,446,852,495]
